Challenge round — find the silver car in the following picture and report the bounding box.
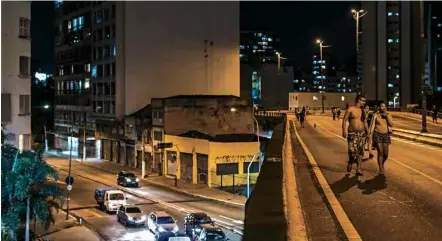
[117,205,146,226]
[148,211,179,234]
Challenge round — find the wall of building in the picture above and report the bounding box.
[289,92,357,109]
[163,97,254,136]
[260,64,294,109]
[164,134,260,188]
[1,1,32,149]
[119,2,240,117]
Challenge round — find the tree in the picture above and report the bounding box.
[1,127,61,240]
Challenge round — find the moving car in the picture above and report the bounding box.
[117,205,146,227]
[148,211,179,234]
[184,213,214,236]
[117,171,139,187]
[155,231,176,241]
[194,227,229,241]
[94,187,127,212]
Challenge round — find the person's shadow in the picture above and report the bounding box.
[329,174,360,198]
[358,174,387,195]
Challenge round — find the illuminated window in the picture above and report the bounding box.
[388,12,393,16]
[55,0,63,8]
[112,43,116,56]
[388,39,393,43]
[396,74,400,79]
[85,63,90,72]
[268,37,272,42]
[294,79,299,83]
[313,61,317,64]
[73,18,78,31]
[395,39,400,43]
[341,96,345,101]
[395,13,399,16]
[71,65,74,73]
[388,83,394,87]
[313,96,318,101]
[85,78,90,89]
[67,20,72,32]
[92,65,97,77]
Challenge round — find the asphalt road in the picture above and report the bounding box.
[390,113,442,135]
[49,157,243,241]
[293,115,442,241]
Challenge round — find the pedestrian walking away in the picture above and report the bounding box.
[337,108,341,120]
[299,110,306,128]
[332,107,336,121]
[342,94,368,176]
[370,101,393,175]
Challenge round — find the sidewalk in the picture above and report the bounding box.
[47,151,246,206]
[34,209,102,241]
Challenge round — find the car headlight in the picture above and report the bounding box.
[140,215,146,221]
[158,226,166,232]
[173,225,179,232]
[125,177,131,181]
[128,217,133,221]
[136,178,139,182]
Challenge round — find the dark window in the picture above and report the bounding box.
[19,56,30,76]
[1,93,11,122]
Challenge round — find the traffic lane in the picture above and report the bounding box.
[57,169,241,241]
[310,115,442,181]
[295,120,442,241]
[391,115,442,134]
[46,157,244,223]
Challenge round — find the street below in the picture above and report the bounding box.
[293,115,442,241]
[390,114,442,135]
[48,157,243,241]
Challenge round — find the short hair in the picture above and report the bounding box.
[378,100,385,106]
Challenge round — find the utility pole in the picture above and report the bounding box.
[141,130,145,178]
[82,121,86,162]
[66,129,73,220]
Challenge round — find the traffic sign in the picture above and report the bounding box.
[65,176,74,185]
[67,185,73,191]
[157,142,173,149]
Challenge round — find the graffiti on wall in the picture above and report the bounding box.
[215,155,255,163]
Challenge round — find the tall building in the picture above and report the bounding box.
[1,1,32,151]
[425,2,442,93]
[53,1,240,157]
[312,53,328,91]
[361,1,424,107]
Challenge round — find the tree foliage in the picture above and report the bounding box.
[1,127,61,239]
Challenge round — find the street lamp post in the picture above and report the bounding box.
[275,51,288,74]
[316,39,331,114]
[43,105,50,152]
[351,9,368,52]
[393,96,399,108]
[247,152,261,199]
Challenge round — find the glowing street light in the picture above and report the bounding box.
[316,38,331,114]
[44,104,50,109]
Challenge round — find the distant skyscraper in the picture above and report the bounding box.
[361,1,424,107]
[425,2,442,92]
[312,54,328,91]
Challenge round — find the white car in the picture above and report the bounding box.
[148,211,179,234]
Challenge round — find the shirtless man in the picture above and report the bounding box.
[370,101,393,175]
[342,94,368,176]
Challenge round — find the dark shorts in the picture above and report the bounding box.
[347,132,367,162]
[372,131,391,145]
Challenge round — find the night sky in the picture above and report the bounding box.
[31,1,359,71]
[240,1,360,69]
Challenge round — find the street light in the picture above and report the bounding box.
[393,96,399,108]
[275,51,288,74]
[231,107,260,143]
[316,39,331,114]
[247,152,260,199]
[44,104,50,109]
[351,9,367,52]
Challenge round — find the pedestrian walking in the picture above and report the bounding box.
[299,110,306,128]
[342,94,368,176]
[337,108,341,120]
[370,101,393,175]
[432,105,438,124]
[364,105,374,159]
[332,107,336,121]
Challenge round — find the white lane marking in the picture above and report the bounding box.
[219,215,244,224]
[312,121,442,187]
[53,165,244,236]
[292,120,362,241]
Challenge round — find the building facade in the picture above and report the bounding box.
[289,92,357,111]
[361,1,424,107]
[53,1,240,157]
[1,1,32,151]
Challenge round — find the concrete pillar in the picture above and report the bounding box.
[192,151,197,184]
[176,148,181,179]
[134,146,138,168]
[207,154,212,188]
[162,149,167,176]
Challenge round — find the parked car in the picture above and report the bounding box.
[117,171,139,187]
[94,187,127,212]
[148,211,179,234]
[194,227,229,241]
[116,205,146,227]
[184,213,214,236]
[168,236,192,241]
[155,231,176,241]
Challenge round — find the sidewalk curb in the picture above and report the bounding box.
[391,132,442,148]
[75,159,246,207]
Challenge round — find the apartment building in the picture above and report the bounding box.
[1,1,32,151]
